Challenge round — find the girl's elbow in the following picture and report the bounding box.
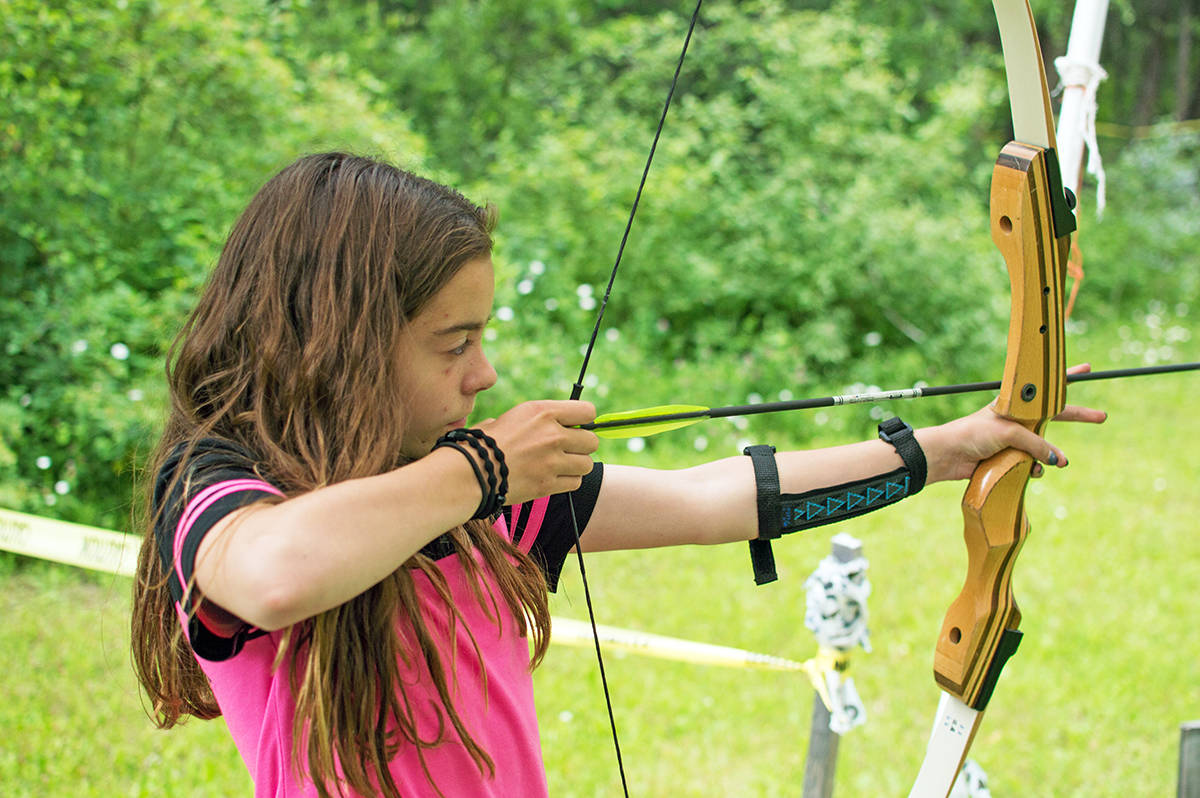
[217,559,312,631]
[247,582,307,631]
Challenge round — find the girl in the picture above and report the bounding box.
[131,152,1102,797]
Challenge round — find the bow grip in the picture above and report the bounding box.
[933,447,1031,709]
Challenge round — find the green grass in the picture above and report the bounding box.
[2,318,1197,796]
[0,562,250,796]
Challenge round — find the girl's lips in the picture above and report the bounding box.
[446,417,468,430]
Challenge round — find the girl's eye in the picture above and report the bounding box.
[451,338,472,356]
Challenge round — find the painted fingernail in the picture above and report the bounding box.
[1046,452,1059,466]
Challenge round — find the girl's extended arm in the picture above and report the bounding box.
[579,399,1106,553]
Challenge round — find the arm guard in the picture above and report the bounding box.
[743,417,926,585]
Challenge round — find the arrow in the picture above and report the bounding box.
[581,361,1200,438]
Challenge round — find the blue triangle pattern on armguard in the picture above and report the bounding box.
[778,467,914,534]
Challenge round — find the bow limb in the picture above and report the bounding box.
[909,2,1074,795]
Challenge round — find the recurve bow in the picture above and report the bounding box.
[908,1,1076,795]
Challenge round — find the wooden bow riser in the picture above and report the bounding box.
[932,142,1068,710]
[990,142,1069,423]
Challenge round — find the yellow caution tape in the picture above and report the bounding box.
[800,646,852,709]
[552,617,808,671]
[0,507,138,577]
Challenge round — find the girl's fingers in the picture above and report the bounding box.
[543,400,597,427]
[562,427,600,456]
[1054,403,1107,424]
[562,453,597,479]
[1004,423,1069,468]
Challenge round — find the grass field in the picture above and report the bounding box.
[2,319,1197,796]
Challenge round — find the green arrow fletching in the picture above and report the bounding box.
[591,404,709,438]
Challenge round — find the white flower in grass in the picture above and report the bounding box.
[544,298,559,311]
[54,480,70,495]
[71,339,88,354]
[36,456,52,470]
[693,436,708,452]
[128,389,144,402]
[778,389,793,401]
[530,260,546,275]
[604,328,619,342]
[864,331,882,347]
[517,279,534,295]
[626,437,645,453]
[578,295,597,311]
[1166,325,1191,344]
[110,342,130,360]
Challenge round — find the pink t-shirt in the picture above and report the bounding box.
[154,441,595,797]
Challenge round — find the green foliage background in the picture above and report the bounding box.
[1,0,1196,529]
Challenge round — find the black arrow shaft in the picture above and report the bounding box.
[581,361,1200,433]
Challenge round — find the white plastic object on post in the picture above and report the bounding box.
[803,533,871,652]
[803,532,871,733]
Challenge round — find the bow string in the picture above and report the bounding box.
[565,3,704,795]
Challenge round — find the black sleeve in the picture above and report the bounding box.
[507,462,604,592]
[152,438,278,661]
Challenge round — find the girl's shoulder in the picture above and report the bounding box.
[152,437,263,513]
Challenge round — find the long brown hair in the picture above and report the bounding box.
[131,153,551,797]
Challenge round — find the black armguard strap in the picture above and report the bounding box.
[743,444,781,586]
[877,416,927,494]
[780,467,916,533]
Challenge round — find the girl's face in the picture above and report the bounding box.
[395,257,499,459]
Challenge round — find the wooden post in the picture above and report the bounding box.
[802,698,839,798]
[801,534,862,798]
[1179,721,1200,797]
